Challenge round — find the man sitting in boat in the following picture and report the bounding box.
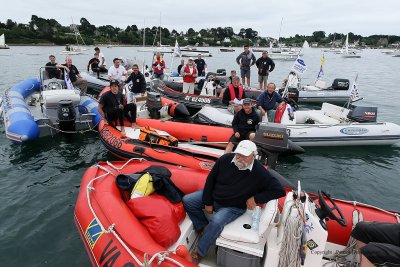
[219,70,237,97]
[225,98,260,154]
[183,140,286,263]
[351,221,400,267]
[98,80,137,136]
[256,82,282,122]
[152,52,166,80]
[182,58,198,94]
[45,55,62,79]
[60,56,88,94]
[87,53,107,76]
[94,47,106,69]
[222,76,246,113]
[125,64,146,100]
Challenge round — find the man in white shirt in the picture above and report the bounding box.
[108,58,127,90]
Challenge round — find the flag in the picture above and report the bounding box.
[317,54,325,79]
[291,56,307,76]
[64,71,74,90]
[174,39,182,57]
[350,74,362,102]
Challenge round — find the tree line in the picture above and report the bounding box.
[1,16,399,48]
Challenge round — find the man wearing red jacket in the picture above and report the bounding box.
[182,58,198,94]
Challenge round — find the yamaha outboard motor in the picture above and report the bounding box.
[253,122,304,169]
[348,105,377,122]
[57,100,76,132]
[331,78,350,90]
[146,91,162,119]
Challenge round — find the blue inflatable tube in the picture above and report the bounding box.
[2,78,41,143]
[80,96,102,127]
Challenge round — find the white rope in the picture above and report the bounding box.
[84,159,185,267]
[43,120,99,134]
[278,204,305,267]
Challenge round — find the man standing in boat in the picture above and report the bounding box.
[152,52,166,80]
[194,54,207,76]
[236,45,256,87]
[256,82,282,122]
[94,47,106,69]
[225,98,260,154]
[183,140,286,263]
[256,51,275,90]
[222,76,246,113]
[182,58,198,94]
[98,80,137,136]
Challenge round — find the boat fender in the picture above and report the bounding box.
[175,245,191,262]
[274,102,287,123]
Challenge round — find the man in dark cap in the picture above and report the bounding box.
[225,98,260,153]
[98,80,137,136]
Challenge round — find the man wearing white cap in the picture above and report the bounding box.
[183,140,286,263]
[182,57,198,94]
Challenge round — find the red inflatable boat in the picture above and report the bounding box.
[75,160,400,267]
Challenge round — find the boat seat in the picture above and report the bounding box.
[321,103,350,121]
[218,199,278,244]
[306,111,340,124]
[42,89,80,109]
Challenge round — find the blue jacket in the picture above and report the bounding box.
[256,91,282,111]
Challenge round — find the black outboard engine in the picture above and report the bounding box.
[253,122,304,169]
[348,105,377,122]
[146,91,162,119]
[216,69,226,76]
[331,78,350,90]
[278,87,299,103]
[57,100,76,132]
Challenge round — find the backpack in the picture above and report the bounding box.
[139,126,178,146]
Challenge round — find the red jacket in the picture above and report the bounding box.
[228,84,244,100]
[152,59,165,74]
[183,64,197,83]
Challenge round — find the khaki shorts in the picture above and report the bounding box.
[258,75,269,83]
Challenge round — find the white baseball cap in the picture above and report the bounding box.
[233,140,257,156]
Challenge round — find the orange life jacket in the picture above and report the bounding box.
[139,126,178,146]
[228,84,244,100]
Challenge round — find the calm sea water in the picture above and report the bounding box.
[0,46,399,266]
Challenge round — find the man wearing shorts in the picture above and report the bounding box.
[256,51,275,90]
[225,98,260,154]
[351,221,400,266]
[236,45,256,87]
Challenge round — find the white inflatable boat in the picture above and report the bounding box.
[195,102,400,146]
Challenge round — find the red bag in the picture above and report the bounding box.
[127,195,181,247]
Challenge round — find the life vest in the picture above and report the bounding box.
[153,58,165,74]
[182,64,197,83]
[139,126,178,146]
[228,84,244,100]
[274,102,287,123]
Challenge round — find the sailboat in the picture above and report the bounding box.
[61,19,87,55]
[341,33,361,58]
[138,14,173,54]
[0,34,10,49]
[268,18,303,60]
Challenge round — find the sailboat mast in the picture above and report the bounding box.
[278,17,283,47]
[159,12,162,46]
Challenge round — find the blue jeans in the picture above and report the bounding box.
[183,190,245,257]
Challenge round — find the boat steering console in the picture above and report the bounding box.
[315,190,347,230]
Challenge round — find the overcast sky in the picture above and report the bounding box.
[2,0,399,38]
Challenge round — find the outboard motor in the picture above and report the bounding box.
[146,91,162,119]
[216,69,226,76]
[57,100,76,132]
[348,105,377,122]
[331,78,350,90]
[253,122,304,169]
[278,87,299,103]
